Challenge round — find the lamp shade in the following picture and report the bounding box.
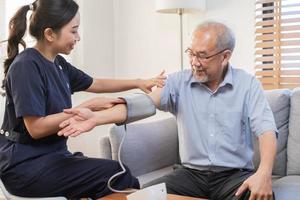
[155,0,205,13]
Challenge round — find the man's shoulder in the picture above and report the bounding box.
[231,66,256,84]
[231,67,253,77]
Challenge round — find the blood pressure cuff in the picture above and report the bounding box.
[117,93,156,125]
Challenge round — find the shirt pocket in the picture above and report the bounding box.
[217,111,247,146]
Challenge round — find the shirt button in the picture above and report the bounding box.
[5,131,10,137]
[0,129,4,134]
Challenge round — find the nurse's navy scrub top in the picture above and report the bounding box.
[0,48,93,174]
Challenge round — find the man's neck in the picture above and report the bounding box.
[205,65,229,92]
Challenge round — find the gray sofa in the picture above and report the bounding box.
[99,88,300,200]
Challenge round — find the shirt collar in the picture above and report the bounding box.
[187,64,234,88]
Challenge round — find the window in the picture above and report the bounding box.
[255,0,300,89]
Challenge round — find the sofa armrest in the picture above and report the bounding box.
[109,117,179,177]
[99,136,112,160]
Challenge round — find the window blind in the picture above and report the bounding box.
[255,0,300,89]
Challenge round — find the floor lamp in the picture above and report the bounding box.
[155,0,205,70]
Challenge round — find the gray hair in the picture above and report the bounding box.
[193,21,236,52]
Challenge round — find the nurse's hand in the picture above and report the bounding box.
[58,108,97,137]
[138,70,166,93]
[79,97,125,111]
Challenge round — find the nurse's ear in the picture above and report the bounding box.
[43,28,57,43]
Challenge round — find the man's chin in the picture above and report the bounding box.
[193,74,208,83]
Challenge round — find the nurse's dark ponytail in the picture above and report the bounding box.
[3,4,31,86]
[2,0,78,90]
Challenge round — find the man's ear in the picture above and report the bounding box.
[44,28,56,42]
[222,50,232,66]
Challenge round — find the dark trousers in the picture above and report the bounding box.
[1,152,139,199]
[143,164,254,200]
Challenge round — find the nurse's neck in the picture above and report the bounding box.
[34,43,57,63]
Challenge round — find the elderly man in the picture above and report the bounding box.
[58,21,277,200]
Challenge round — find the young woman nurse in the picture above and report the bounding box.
[0,0,164,198]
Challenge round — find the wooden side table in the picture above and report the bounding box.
[101,193,206,200]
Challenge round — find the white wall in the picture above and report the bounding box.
[0,0,6,86]
[113,0,255,78]
[0,0,7,130]
[114,0,181,78]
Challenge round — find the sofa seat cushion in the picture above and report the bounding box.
[137,166,174,186]
[272,175,283,182]
[273,176,300,200]
[109,117,179,177]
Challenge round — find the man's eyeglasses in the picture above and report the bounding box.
[185,48,228,62]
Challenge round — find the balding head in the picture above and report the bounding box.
[192,21,235,52]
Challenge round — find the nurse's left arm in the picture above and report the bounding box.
[85,71,165,94]
[236,131,276,200]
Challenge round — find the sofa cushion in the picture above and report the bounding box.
[287,88,300,175]
[273,176,300,200]
[109,117,179,177]
[99,136,112,160]
[253,89,291,176]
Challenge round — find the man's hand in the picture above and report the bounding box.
[78,97,125,111]
[58,108,97,137]
[138,70,166,93]
[235,171,273,200]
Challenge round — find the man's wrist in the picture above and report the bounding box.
[256,168,273,177]
[136,78,142,89]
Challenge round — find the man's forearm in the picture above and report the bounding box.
[89,88,162,126]
[93,104,127,125]
[257,131,277,175]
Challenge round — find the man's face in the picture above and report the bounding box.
[188,30,228,84]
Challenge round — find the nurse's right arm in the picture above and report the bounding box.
[57,88,162,137]
[23,97,126,139]
[23,113,77,139]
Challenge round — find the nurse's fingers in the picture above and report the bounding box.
[74,115,85,121]
[59,119,70,129]
[58,123,72,135]
[70,130,82,137]
[63,127,78,137]
[155,79,165,88]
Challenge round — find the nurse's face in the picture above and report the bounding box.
[52,11,81,55]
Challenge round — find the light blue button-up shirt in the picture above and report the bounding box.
[159,65,277,170]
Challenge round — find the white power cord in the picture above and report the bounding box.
[107,125,138,193]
